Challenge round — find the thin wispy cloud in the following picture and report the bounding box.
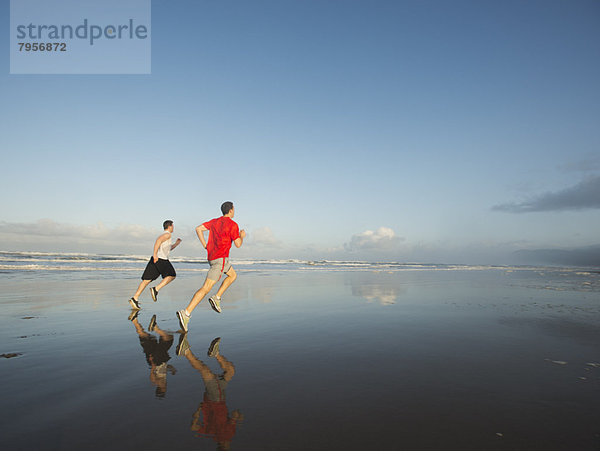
[0,219,156,240]
[493,175,600,213]
[559,156,600,173]
[247,227,283,248]
[0,219,165,253]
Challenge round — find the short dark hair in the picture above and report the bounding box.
[163,220,173,230]
[221,201,234,215]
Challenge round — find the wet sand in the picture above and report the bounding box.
[1,269,599,450]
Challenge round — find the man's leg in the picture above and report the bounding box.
[135,258,160,302]
[207,337,236,382]
[207,267,236,313]
[131,316,150,339]
[215,355,236,382]
[177,277,216,332]
[150,260,177,301]
[177,261,221,330]
[215,268,237,298]
[185,349,218,382]
[155,275,175,292]
[185,277,217,315]
[153,324,174,342]
[133,279,152,300]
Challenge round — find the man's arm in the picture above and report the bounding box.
[171,238,182,250]
[153,232,170,263]
[234,229,246,248]
[196,225,209,249]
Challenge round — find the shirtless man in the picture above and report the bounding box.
[129,220,181,310]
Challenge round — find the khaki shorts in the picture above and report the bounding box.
[206,258,232,281]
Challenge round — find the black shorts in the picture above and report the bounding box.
[139,336,173,366]
[141,257,176,281]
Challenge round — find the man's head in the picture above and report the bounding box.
[221,201,234,217]
[163,220,174,231]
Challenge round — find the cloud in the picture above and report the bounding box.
[559,155,600,173]
[512,245,600,267]
[0,219,291,257]
[344,227,403,252]
[0,219,155,240]
[493,175,600,213]
[248,227,282,248]
[0,219,160,253]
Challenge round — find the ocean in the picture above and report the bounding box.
[2,250,599,277]
[1,251,599,295]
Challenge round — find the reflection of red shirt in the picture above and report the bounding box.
[194,393,237,443]
[203,217,240,261]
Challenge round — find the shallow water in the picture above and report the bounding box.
[1,269,599,450]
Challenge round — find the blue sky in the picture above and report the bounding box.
[1,0,599,264]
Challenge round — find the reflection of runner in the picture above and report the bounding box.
[129,311,176,398]
[177,202,245,332]
[129,220,182,310]
[176,336,243,449]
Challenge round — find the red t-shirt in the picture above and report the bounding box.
[203,216,240,261]
[193,395,237,444]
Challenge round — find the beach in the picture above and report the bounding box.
[4,1,599,449]
[1,261,599,450]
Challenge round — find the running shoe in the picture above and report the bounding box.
[150,287,158,302]
[129,297,140,310]
[148,314,157,332]
[128,310,139,321]
[176,333,190,356]
[176,309,190,332]
[207,337,221,358]
[208,296,222,313]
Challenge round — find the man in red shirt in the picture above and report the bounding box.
[176,336,243,448]
[177,201,245,332]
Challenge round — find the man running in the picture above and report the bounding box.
[177,202,245,332]
[129,220,182,309]
[176,336,243,448]
[129,310,177,398]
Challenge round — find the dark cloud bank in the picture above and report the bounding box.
[493,175,600,213]
[513,245,600,267]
